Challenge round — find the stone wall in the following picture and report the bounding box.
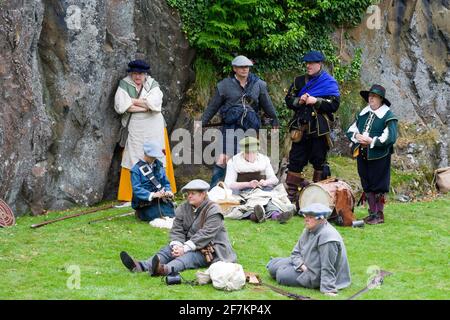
[342,0,449,168]
[0,0,194,215]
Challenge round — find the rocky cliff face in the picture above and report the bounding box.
[343,0,449,168]
[1,0,448,216]
[0,0,194,215]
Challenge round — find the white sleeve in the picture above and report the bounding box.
[347,121,359,143]
[224,159,238,188]
[183,240,196,253]
[264,156,279,185]
[114,87,133,114]
[143,87,163,112]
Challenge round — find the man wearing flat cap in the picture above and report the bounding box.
[197,55,280,189]
[130,142,175,221]
[120,179,237,276]
[285,51,340,208]
[266,203,351,296]
[114,59,176,207]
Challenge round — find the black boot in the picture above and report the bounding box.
[120,251,143,272]
[210,164,226,189]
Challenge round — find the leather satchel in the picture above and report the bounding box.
[118,115,131,148]
[289,123,308,143]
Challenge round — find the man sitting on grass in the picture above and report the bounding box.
[120,179,237,276]
[266,203,351,296]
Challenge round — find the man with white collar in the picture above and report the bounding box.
[266,203,351,296]
[120,179,237,275]
[346,84,398,225]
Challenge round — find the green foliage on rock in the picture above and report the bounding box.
[167,0,372,77]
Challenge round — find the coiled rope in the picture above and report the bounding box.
[0,199,15,227]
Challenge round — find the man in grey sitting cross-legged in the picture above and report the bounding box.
[266,203,351,296]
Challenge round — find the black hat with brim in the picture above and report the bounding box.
[360,84,391,107]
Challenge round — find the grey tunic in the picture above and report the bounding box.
[170,199,237,263]
[268,222,351,293]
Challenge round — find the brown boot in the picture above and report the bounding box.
[285,171,310,205]
[313,170,323,183]
[150,255,168,276]
[366,212,384,225]
[363,211,377,223]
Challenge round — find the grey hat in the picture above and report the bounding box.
[143,142,164,158]
[231,55,253,67]
[300,203,332,220]
[181,179,210,192]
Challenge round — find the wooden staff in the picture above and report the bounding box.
[30,203,115,229]
[88,211,135,224]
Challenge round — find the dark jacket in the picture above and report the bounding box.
[285,72,340,136]
[201,73,279,127]
[346,105,398,160]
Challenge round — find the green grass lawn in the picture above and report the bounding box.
[0,196,449,300]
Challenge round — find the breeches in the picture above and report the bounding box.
[288,135,329,172]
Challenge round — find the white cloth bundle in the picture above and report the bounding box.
[149,217,174,229]
[196,261,246,291]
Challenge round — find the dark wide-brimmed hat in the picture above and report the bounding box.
[302,50,325,62]
[127,60,150,73]
[360,84,391,107]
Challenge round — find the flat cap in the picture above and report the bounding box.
[231,55,254,67]
[143,142,164,158]
[300,203,332,219]
[302,50,325,62]
[239,136,259,153]
[181,179,210,192]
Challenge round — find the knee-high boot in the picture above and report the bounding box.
[285,171,310,209]
[313,170,323,183]
[366,193,385,225]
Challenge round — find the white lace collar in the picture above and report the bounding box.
[359,104,390,119]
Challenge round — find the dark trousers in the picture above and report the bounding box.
[135,200,175,221]
[288,134,329,172]
[357,153,391,193]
